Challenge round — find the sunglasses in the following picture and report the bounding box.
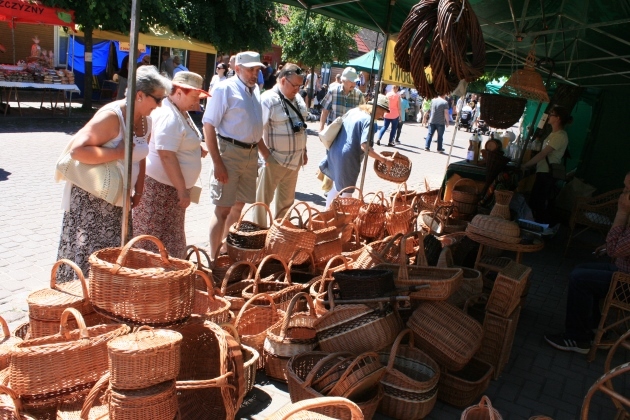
[285,68,303,76]
[146,93,166,105]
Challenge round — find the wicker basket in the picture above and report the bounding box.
[419,206,468,236]
[386,188,414,237]
[172,316,244,420]
[0,384,37,420]
[377,329,440,420]
[109,379,178,420]
[227,202,272,265]
[466,215,521,244]
[407,301,483,371]
[27,259,102,339]
[374,151,412,183]
[486,261,531,317]
[416,188,452,213]
[191,271,232,325]
[438,358,494,408]
[332,186,364,219]
[286,352,384,420]
[218,261,257,314]
[265,201,317,265]
[265,397,365,420]
[309,353,355,394]
[220,323,259,399]
[107,326,182,390]
[89,235,196,326]
[8,308,130,405]
[351,233,404,270]
[55,373,109,420]
[461,395,504,420]
[309,256,352,316]
[0,316,22,371]
[328,352,385,400]
[332,269,395,300]
[313,281,402,354]
[185,245,212,291]
[355,192,388,241]
[241,254,305,312]
[452,179,479,215]
[477,306,521,379]
[234,293,284,369]
[480,93,527,129]
[489,190,513,221]
[446,268,483,309]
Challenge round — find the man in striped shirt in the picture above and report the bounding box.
[253,63,309,226]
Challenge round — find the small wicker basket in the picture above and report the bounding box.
[374,151,412,183]
[227,202,272,264]
[332,186,364,219]
[437,358,494,408]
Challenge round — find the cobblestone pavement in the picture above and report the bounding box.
[0,106,626,419]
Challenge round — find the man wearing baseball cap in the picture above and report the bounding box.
[202,51,264,262]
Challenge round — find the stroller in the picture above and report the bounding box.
[457,110,473,131]
[476,119,490,135]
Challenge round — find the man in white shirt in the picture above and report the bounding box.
[202,51,264,261]
[253,63,308,226]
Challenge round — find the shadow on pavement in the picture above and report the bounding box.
[0,169,10,181]
[295,192,326,207]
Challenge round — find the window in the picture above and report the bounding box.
[54,26,69,67]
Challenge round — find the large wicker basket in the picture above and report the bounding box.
[8,308,130,405]
[89,235,196,326]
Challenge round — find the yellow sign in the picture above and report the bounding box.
[382,37,415,89]
[119,42,146,53]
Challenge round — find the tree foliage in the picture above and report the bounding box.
[273,6,360,69]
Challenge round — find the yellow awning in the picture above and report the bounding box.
[76,26,217,54]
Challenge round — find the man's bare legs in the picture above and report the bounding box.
[209,201,245,263]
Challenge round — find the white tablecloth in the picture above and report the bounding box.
[0,81,80,93]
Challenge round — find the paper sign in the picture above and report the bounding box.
[381,37,415,89]
[84,52,92,62]
[119,42,146,53]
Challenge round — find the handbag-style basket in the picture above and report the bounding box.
[386,188,414,237]
[332,186,364,219]
[8,308,130,404]
[227,202,272,264]
[377,329,440,420]
[107,326,182,390]
[374,151,412,183]
[89,235,196,326]
[265,397,365,420]
[265,201,317,265]
[355,192,388,241]
[27,259,104,339]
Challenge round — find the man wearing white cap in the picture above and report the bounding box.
[318,67,365,132]
[202,51,264,261]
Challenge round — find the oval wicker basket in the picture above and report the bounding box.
[374,151,412,183]
[466,214,521,244]
[89,235,196,326]
[109,378,178,420]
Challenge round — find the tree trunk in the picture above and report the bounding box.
[82,27,93,110]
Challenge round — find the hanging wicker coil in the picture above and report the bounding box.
[480,94,527,129]
[499,48,550,103]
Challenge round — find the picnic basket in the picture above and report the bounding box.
[407,301,483,371]
[0,316,22,371]
[221,323,259,398]
[377,329,440,420]
[332,186,364,219]
[107,326,182,390]
[374,151,412,183]
[218,261,257,313]
[8,308,130,405]
[355,192,388,241]
[286,352,384,420]
[191,271,232,325]
[27,259,103,339]
[88,235,196,325]
[241,254,305,311]
[313,281,402,354]
[461,395,504,420]
[265,201,317,265]
[227,202,272,264]
[265,397,364,420]
[172,316,244,420]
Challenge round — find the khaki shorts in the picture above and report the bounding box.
[209,140,259,207]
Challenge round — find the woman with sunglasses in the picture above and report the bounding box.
[55,65,171,280]
[133,71,210,259]
[522,105,572,224]
[209,62,228,93]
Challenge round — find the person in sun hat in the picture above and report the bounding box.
[319,93,395,209]
[133,71,210,259]
[202,51,265,263]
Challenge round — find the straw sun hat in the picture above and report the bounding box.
[172,71,210,98]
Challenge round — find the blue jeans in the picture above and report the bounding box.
[425,123,445,150]
[565,262,618,340]
[378,118,399,144]
[395,120,404,141]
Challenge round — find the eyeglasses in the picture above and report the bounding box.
[146,93,166,105]
[285,78,301,89]
[549,113,558,117]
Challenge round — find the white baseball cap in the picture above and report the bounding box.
[235,51,264,68]
[341,67,360,83]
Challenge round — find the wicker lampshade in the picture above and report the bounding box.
[499,49,549,103]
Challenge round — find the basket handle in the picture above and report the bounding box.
[363,190,388,211]
[59,307,89,340]
[278,201,313,228]
[386,329,415,372]
[113,235,170,273]
[175,372,235,390]
[79,372,110,420]
[476,396,499,420]
[0,383,24,419]
[186,245,212,272]
[334,352,381,391]
[318,255,350,293]
[234,293,277,329]
[238,201,273,229]
[196,271,218,299]
[374,232,404,259]
[335,185,363,200]
[327,279,338,309]
[306,208,330,229]
[255,254,291,288]
[303,352,353,388]
[134,325,155,339]
[50,259,90,303]
[267,397,364,420]
[0,315,9,339]
[413,230,428,268]
[279,292,316,340]
[220,261,257,294]
[219,323,241,345]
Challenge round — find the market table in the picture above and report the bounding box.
[466,230,544,269]
[0,81,81,117]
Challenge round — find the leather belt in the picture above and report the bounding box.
[218,135,258,150]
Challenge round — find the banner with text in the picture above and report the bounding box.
[382,37,415,89]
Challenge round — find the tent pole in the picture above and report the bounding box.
[11,19,15,64]
[121,0,141,246]
[368,33,379,99]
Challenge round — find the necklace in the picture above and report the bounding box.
[133,116,146,138]
[168,97,201,140]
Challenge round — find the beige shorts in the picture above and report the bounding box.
[209,140,259,207]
